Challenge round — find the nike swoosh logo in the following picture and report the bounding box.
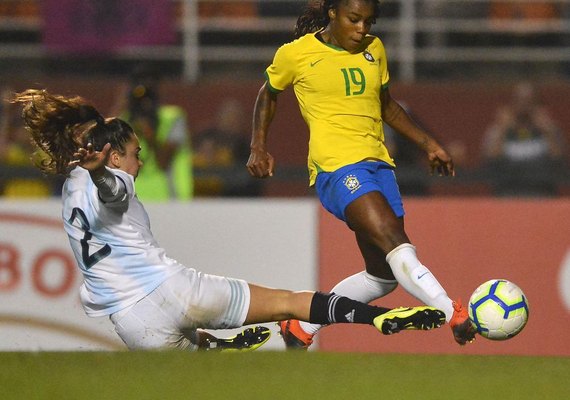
[310,58,324,67]
[417,272,430,280]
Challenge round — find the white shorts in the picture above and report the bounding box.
[109,267,250,350]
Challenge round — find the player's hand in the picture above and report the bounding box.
[68,142,111,172]
[427,146,455,177]
[246,147,274,178]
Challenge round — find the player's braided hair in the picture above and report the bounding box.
[294,0,381,38]
[12,89,133,176]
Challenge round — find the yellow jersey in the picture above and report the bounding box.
[265,32,394,185]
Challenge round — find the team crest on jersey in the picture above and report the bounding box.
[363,51,375,62]
[343,174,361,193]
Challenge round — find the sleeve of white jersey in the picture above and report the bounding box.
[96,168,135,211]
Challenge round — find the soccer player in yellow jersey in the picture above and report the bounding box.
[247,0,476,348]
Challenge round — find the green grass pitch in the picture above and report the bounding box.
[1,352,568,400]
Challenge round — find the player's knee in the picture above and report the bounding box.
[369,227,407,253]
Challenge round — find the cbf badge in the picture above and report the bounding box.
[343,174,361,193]
[363,50,375,62]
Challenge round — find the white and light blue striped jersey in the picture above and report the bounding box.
[62,167,185,317]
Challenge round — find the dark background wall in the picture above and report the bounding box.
[6,77,570,171]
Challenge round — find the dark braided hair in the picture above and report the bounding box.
[294,0,381,38]
[12,89,134,176]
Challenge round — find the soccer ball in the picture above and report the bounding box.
[468,279,529,340]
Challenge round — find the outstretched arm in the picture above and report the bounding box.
[247,81,277,178]
[381,88,455,177]
[69,143,127,203]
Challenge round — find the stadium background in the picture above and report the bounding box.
[0,0,569,359]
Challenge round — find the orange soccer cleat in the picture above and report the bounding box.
[449,299,477,345]
[278,319,314,350]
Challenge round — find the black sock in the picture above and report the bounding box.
[309,292,390,325]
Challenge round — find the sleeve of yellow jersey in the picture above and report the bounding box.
[264,42,297,93]
[378,38,390,90]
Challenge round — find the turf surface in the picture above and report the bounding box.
[1,352,568,400]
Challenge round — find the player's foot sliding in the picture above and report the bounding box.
[203,326,271,352]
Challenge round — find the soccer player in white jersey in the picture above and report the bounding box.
[247,0,476,349]
[13,89,446,351]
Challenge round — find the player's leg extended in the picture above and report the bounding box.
[345,192,454,318]
[245,284,398,326]
[246,284,445,349]
[244,285,313,323]
[286,164,399,343]
[345,192,475,344]
[297,240,398,338]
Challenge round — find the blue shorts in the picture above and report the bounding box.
[315,161,405,222]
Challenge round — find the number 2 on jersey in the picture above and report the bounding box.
[68,207,111,269]
[341,67,366,96]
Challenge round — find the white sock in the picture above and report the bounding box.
[299,271,398,335]
[386,243,454,321]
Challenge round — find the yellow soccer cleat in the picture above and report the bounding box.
[205,326,272,352]
[374,306,446,335]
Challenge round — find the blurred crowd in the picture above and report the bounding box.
[480,82,567,196]
[0,1,569,199]
[1,79,568,199]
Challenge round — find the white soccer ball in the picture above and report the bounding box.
[468,279,529,340]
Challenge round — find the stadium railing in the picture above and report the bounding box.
[0,0,570,81]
